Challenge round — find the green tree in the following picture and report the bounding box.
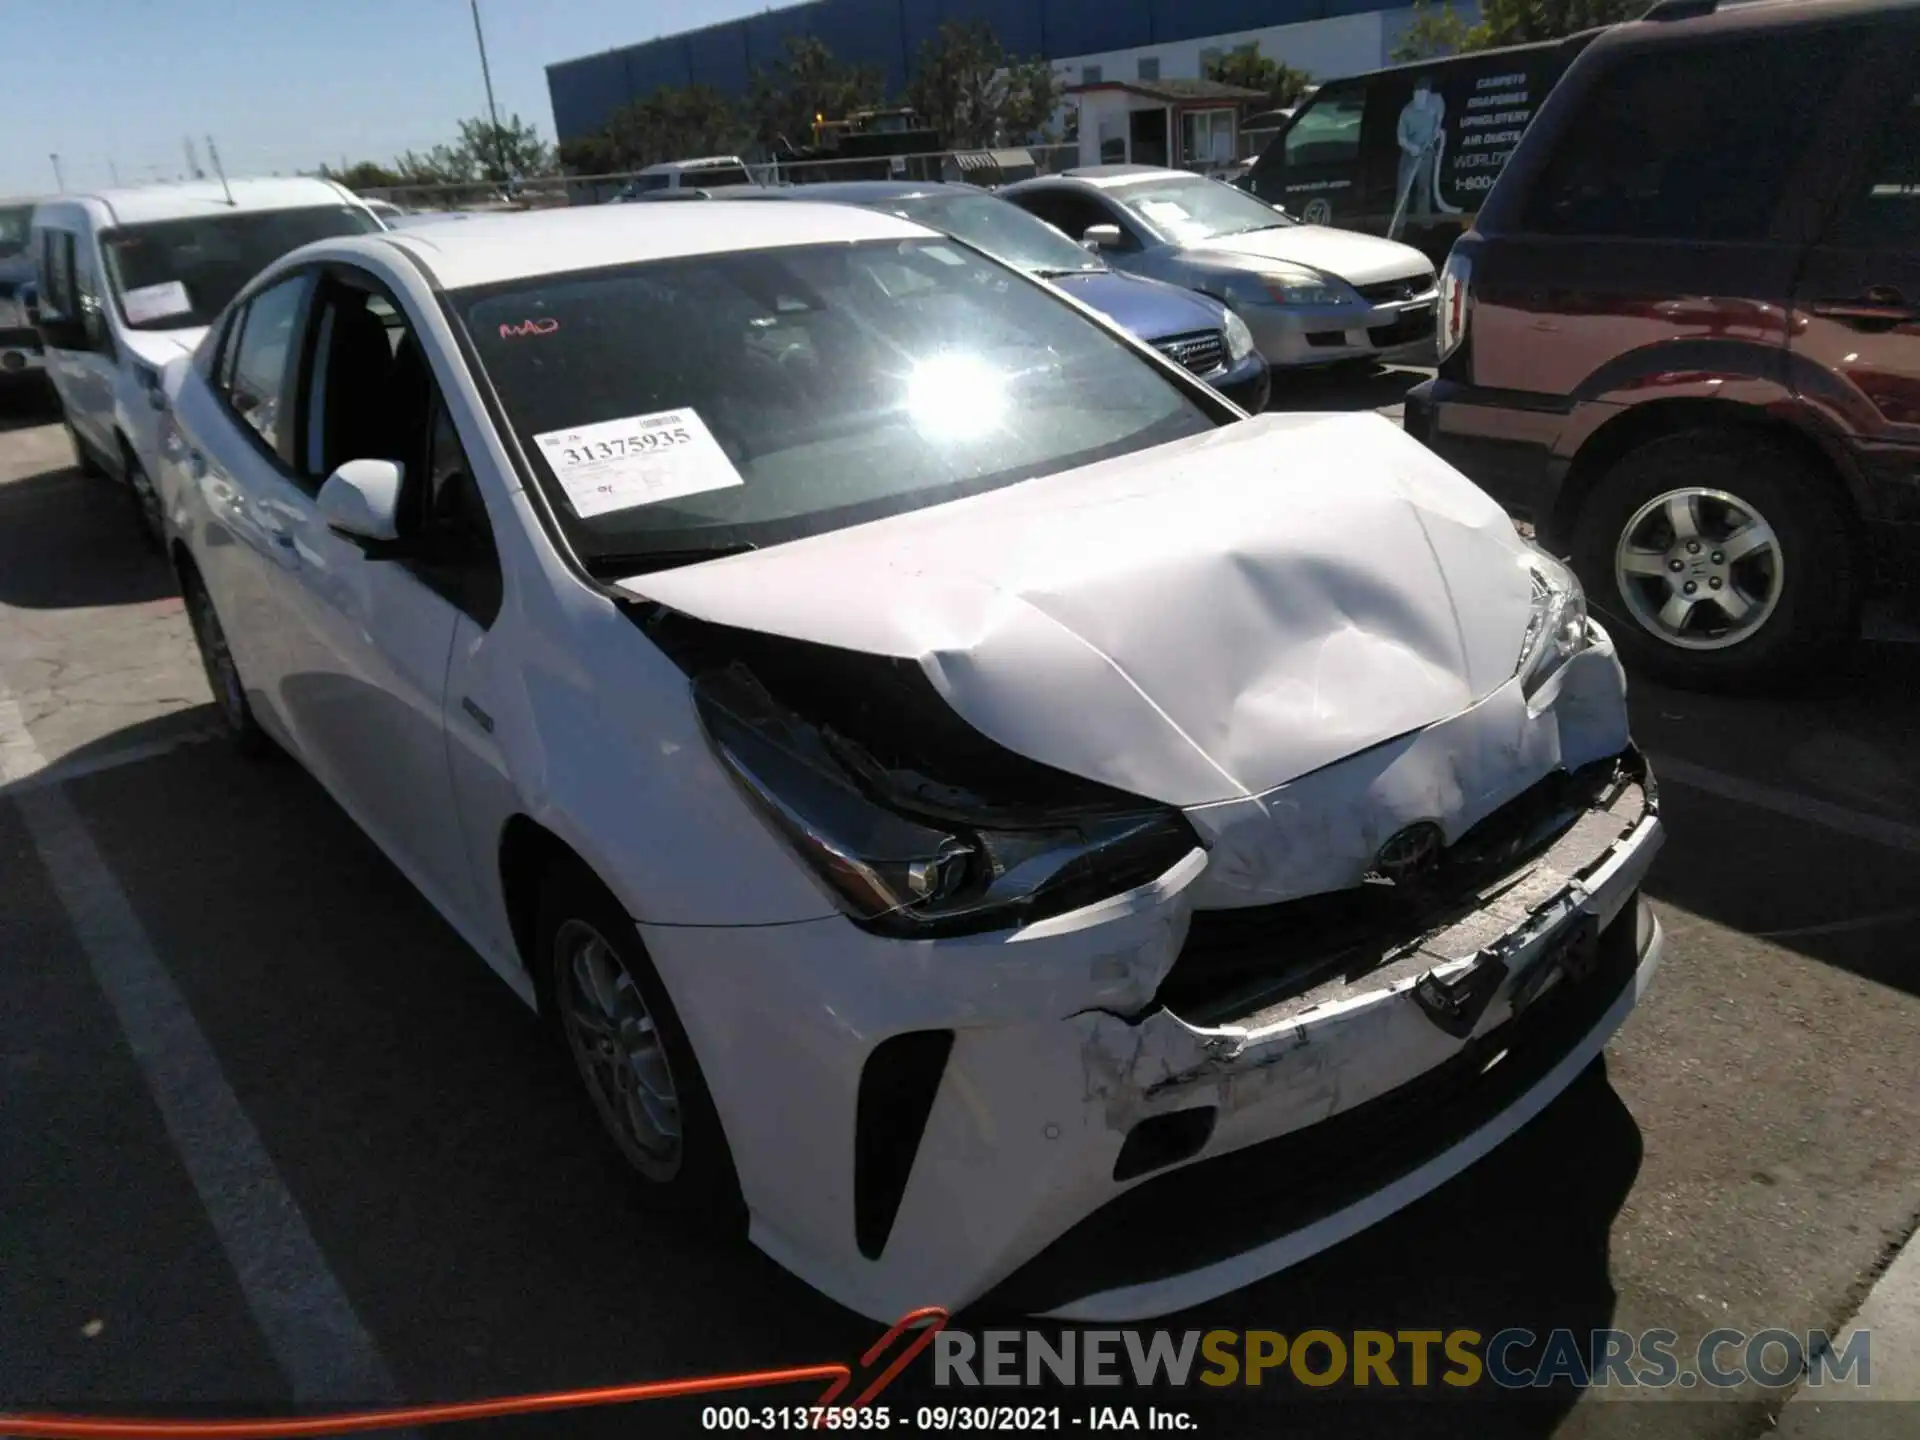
[392,142,477,187]
[905,22,1064,147]
[601,85,743,169]
[321,160,403,190]
[1393,0,1644,60]
[1204,45,1314,111]
[1391,1,1478,61]
[457,113,556,183]
[746,36,883,151]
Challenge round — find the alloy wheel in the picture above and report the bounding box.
[1613,487,1784,651]
[555,918,684,1182]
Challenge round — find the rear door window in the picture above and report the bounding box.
[1519,28,1867,241]
[1823,80,1920,249]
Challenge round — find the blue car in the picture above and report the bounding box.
[748,181,1271,413]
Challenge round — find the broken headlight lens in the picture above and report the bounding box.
[1515,550,1592,698]
[693,665,1198,938]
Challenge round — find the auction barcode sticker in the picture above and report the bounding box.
[533,408,744,519]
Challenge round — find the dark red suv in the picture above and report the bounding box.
[1404,0,1920,687]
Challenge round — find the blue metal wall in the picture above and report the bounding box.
[547,0,1408,142]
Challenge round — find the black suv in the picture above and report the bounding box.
[1405,0,1920,688]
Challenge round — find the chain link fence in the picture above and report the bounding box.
[357,142,1092,213]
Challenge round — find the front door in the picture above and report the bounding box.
[1790,41,1920,493]
[265,269,500,930]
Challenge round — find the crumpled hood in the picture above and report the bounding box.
[122,326,208,369]
[618,411,1537,808]
[1187,225,1432,287]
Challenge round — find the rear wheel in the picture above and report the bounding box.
[1571,429,1858,690]
[181,568,273,757]
[123,445,164,552]
[64,413,104,478]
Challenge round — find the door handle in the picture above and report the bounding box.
[1810,286,1917,326]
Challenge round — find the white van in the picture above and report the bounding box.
[612,155,755,200]
[31,177,383,545]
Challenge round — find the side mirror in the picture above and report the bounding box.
[1082,223,1124,252]
[318,458,406,550]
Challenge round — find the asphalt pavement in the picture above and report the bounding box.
[2,372,1917,1440]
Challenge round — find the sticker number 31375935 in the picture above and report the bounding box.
[533,408,744,519]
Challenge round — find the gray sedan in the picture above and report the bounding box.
[1000,166,1438,370]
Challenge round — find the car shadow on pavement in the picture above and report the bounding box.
[6,719,1649,1440]
[0,467,179,610]
[1629,640,1920,1001]
[0,380,60,432]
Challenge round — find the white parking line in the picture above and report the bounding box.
[1649,753,1920,857]
[0,680,403,1408]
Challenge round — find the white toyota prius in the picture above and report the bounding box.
[156,202,1665,1323]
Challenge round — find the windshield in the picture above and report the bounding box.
[0,205,32,259]
[461,238,1217,571]
[1108,175,1295,245]
[100,205,379,330]
[873,193,1104,277]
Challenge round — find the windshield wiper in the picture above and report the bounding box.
[585,542,760,578]
[1034,266,1101,278]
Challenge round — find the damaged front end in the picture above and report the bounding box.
[988,748,1662,1318]
[639,606,1204,938]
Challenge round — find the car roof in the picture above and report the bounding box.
[1596,0,1918,47]
[33,177,358,227]
[374,200,936,290]
[762,180,974,203]
[1056,166,1196,188]
[640,155,749,174]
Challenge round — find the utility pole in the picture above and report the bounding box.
[470,0,509,188]
[49,153,65,190]
[109,157,121,185]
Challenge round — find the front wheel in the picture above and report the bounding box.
[1570,430,1858,691]
[539,865,745,1229]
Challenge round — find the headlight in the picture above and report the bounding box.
[694,664,1198,938]
[1221,307,1257,365]
[1220,265,1350,308]
[1515,551,1592,698]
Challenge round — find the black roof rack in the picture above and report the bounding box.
[1641,0,1719,19]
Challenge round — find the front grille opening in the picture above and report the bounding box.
[1152,329,1228,376]
[1305,329,1348,347]
[1353,274,1432,304]
[1368,309,1438,347]
[1114,1106,1218,1182]
[854,1030,953,1260]
[1159,754,1645,1028]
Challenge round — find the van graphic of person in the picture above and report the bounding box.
[1391,75,1460,237]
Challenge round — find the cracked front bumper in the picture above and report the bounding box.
[641,672,1662,1323]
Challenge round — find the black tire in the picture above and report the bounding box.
[123,445,165,553]
[538,863,745,1230]
[1570,429,1858,692]
[64,414,105,478]
[181,567,274,758]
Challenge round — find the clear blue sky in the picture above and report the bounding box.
[0,0,772,196]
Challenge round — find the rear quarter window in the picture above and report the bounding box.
[1516,27,1867,241]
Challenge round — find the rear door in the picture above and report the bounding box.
[1789,20,1920,492]
[1465,22,1879,401]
